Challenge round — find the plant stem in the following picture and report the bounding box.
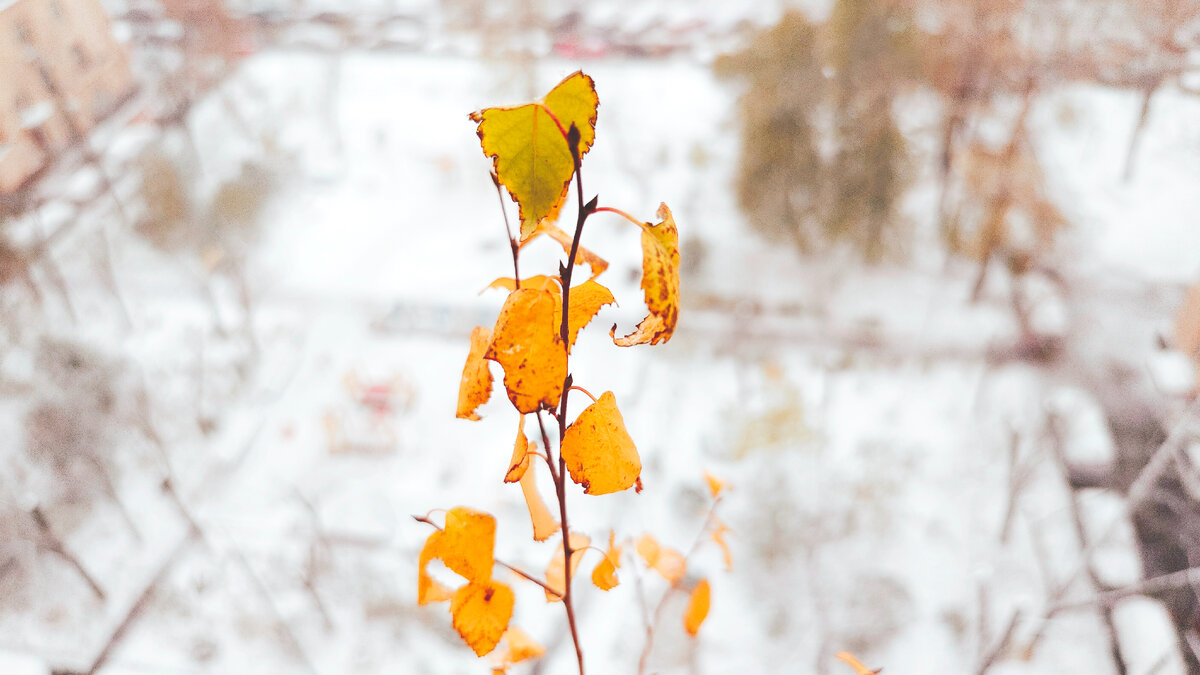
[554,123,590,675]
[490,170,520,287]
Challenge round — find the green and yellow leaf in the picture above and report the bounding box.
[469,71,599,240]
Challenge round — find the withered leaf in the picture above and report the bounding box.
[612,203,679,347]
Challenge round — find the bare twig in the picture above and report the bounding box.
[976,609,1022,675]
[1045,410,1128,674]
[29,506,105,601]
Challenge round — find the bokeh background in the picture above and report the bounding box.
[3,0,1200,673]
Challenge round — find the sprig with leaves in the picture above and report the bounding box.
[416,71,726,673]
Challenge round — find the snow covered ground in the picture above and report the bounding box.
[2,39,1199,675]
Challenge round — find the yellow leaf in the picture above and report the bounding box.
[711,519,733,572]
[505,416,531,483]
[496,625,546,666]
[450,579,514,657]
[703,470,725,499]
[456,326,493,421]
[612,203,680,347]
[560,391,642,495]
[519,460,560,542]
[488,277,611,354]
[484,275,561,294]
[567,280,616,351]
[591,556,618,591]
[683,578,710,636]
[528,221,610,279]
[427,507,496,584]
[545,532,590,601]
[469,71,599,240]
[417,535,455,605]
[836,651,882,675]
[485,287,567,414]
[636,533,686,584]
[591,530,622,591]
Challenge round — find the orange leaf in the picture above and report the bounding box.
[612,203,679,347]
[519,460,560,542]
[703,470,725,499]
[545,532,590,601]
[495,625,546,667]
[683,578,710,636]
[836,651,882,675]
[450,579,514,657]
[426,507,496,584]
[456,326,493,421]
[560,391,642,495]
[567,280,616,351]
[418,535,455,605]
[528,221,610,279]
[485,287,567,414]
[469,71,599,240]
[711,519,733,572]
[505,416,531,483]
[636,533,686,584]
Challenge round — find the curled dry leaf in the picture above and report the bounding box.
[519,460,560,542]
[591,530,622,591]
[635,533,686,584]
[545,532,591,601]
[527,221,610,279]
[560,391,642,495]
[425,507,496,584]
[612,203,679,347]
[504,416,531,483]
[469,71,599,241]
[450,579,515,657]
[418,536,455,605]
[456,326,493,421]
[485,287,566,413]
[683,578,711,636]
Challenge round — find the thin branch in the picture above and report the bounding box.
[1045,410,1128,674]
[490,170,520,287]
[638,496,723,674]
[1127,399,1200,509]
[555,122,589,675]
[1053,565,1200,612]
[412,514,563,598]
[976,609,1022,675]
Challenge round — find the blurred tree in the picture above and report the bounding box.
[715,1,918,262]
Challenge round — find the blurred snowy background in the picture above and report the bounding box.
[2,0,1200,673]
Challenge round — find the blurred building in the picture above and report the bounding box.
[0,0,133,194]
